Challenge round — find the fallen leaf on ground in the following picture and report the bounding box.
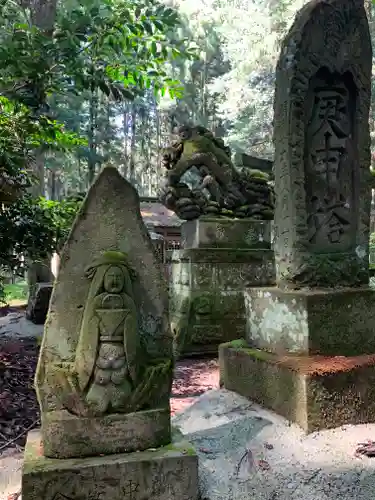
[355,440,375,457]
[258,459,271,470]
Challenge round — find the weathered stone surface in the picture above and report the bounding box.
[245,287,375,356]
[181,218,272,249]
[158,125,274,221]
[169,248,275,357]
[171,290,246,356]
[273,0,372,288]
[233,152,273,176]
[41,408,171,459]
[219,341,375,433]
[22,430,199,500]
[35,166,173,458]
[26,282,53,324]
[170,249,275,288]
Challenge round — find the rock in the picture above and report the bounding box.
[25,282,53,325]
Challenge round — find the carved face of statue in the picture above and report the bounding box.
[103,266,125,293]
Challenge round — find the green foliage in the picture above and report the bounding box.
[38,195,84,250]
[2,282,28,303]
[0,0,194,298]
[0,0,195,110]
[0,195,82,277]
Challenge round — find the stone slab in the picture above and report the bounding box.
[36,167,172,418]
[22,429,199,500]
[170,288,246,357]
[245,286,375,356]
[170,249,275,289]
[219,340,375,432]
[26,282,53,324]
[41,408,171,459]
[181,218,272,249]
[272,0,372,288]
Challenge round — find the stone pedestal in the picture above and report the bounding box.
[181,217,272,249]
[220,340,375,432]
[245,287,375,356]
[219,0,375,434]
[220,286,375,432]
[41,408,171,459]
[170,218,275,357]
[22,430,199,500]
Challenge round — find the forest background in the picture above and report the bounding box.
[1,0,375,295]
[11,0,375,200]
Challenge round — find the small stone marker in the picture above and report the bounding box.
[26,282,53,324]
[22,166,198,500]
[219,0,375,433]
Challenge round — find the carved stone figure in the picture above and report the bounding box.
[158,125,275,221]
[52,250,172,418]
[73,251,140,414]
[33,167,175,460]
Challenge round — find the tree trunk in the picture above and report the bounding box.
[87,87,98,185]
[129,107,136,185]
[20,0,57,314]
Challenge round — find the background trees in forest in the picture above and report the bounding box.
[2,0,375,298]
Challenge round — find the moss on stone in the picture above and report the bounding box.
[221,340,274,362]
[161,442,196,456]
[221,338,248,349]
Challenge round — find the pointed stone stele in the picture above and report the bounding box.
[220,0,375,433]
[22,167,198,500]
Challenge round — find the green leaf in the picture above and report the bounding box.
[126,23,138,35]
[142,20,153,35]
[119,87,134,100]
[153,19,165,31]
[151,41,157,56]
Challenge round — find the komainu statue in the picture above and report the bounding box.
[158,125,275,220]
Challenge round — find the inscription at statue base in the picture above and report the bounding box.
[22,430,199,500]
[40,408,171,459]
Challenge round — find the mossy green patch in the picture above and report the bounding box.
[221,339,274,362]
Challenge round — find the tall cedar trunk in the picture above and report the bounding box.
[50,169,57,200]
[21,0,58,197]
[155,105,161,194]
[139,106,146,195]
[20,0,57,297]
[129,107,136,185]
[122,103,129,177]
[104,98,111,162]
[87,87,98,186]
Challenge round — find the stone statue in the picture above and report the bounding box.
[74,251,140,414]
[54,250,171,417]
[158,125,275,221]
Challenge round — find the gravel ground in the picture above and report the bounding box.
[173,389,375,500]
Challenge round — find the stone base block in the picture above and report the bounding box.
[170,290,246,357]
[246,286,375,356]
[181,218,272,249]
[171,312,245,357]
[26,282,53,324]
[22,429,199,500]
[41,408,171,459]
[219,340,375,432]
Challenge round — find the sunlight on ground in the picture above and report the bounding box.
[2,282,28,306]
